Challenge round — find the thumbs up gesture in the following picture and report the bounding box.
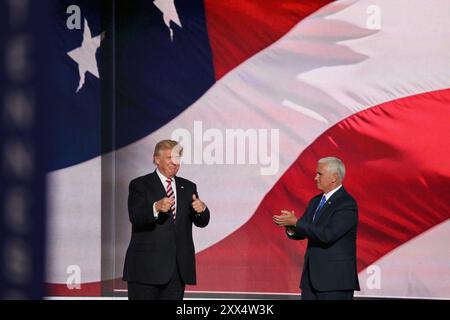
[192,194,206,213]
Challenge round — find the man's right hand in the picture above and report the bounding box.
[155,197,175,212]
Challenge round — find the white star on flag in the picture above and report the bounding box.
[154,0,182,41]
[67,18,103,93]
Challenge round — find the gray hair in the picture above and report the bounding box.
[318,157,346,181]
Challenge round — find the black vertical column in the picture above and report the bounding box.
[100,0,116,297]
[0,0,47,299]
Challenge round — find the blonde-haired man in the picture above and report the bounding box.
[123,140,210,300]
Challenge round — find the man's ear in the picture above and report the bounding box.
[333,172,339,183]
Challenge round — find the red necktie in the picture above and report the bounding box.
[166,179,176,221]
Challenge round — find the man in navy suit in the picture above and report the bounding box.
[123,140,210,300]
[273,157,360,300]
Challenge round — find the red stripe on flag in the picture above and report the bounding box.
[46,281,101,297]
[189,88,450,293]
[204,0,332,80]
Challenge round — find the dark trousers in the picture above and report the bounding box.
[127,266,185,300]
[301,264,354,300]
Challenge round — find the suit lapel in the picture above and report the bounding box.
[147,170,167,200]
[174,176,186,222]
[314,187,346,225]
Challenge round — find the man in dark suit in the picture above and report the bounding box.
[273,157,359,300]
[123,139,210,300]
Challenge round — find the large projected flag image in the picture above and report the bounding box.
[47,0,450,298]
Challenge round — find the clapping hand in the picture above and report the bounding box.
[273,210,298,227]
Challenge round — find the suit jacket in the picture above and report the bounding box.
[288,186,360,292]
[123,171,210,285]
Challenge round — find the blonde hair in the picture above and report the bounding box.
[153,140,183,163]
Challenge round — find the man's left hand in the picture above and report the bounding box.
[192,194,206,213]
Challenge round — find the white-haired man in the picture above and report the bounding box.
[273,157,360,299]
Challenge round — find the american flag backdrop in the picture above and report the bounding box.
[46,0,450,298]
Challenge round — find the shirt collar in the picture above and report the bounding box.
[156,168,175,185]
[323,184,342,201]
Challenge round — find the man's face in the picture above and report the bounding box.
[154,148,181,178]
[314,162,338,193]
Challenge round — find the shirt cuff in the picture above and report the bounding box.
[153,202,159,218]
